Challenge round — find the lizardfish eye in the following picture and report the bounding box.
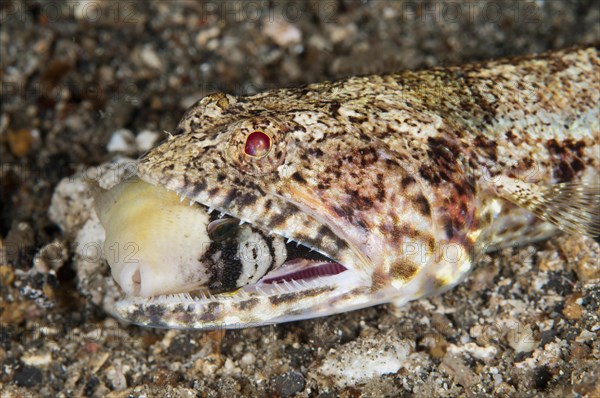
[244,130,271,158]
[208,218,239,241]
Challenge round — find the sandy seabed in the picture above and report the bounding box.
[1,1,599,397]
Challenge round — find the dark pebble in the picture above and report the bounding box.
[533,365,553,390]
[14,365,43,387]
[0,325,16,348]
[84,376,100,397]
[167,334,199,357]
[545,271,575,296]
[539,330,557,346]
[272,371,305,397]
[286,346,313,368]
[564,327,581,341]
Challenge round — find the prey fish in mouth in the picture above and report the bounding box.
[95,46,599,329]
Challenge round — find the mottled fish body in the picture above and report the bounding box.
[96,46,599,329]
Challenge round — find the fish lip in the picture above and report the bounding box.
[111,265,369,329]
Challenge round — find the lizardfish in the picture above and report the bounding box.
[95,46,599,329]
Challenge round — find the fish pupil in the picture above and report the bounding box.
[208,218,239,241]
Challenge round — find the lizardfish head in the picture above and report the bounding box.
[97,92,475,329]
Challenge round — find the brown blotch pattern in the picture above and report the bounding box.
[268,287,334,306]
[390,260,419,281]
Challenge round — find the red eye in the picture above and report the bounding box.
[244,131,271,158]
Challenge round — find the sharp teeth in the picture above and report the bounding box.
[292,280,303,290]
[274,283,285,293]
[207,207,214,214]
[287,238,293,244]
[255,286,266,295]
[219,212,225,218]
[239,220,245,225]
[180,195,185,203]
[299,280,312,289]
[296,241,301,247]
[189,200,194,206]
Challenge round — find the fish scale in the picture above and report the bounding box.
[101,46,599,329]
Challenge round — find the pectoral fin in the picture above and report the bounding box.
[490,175,600,237]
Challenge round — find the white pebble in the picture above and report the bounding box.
[135,130,161,152]
[447,342,498,361]
[240,352,256,366]
[107,129,136,153]
[507,324,538,353]
[575,329,595,343]
[140,45,164,71]
[263,18,302,47]
[196,26,221,47]
[21,352,52,367]
[317,334,413,387]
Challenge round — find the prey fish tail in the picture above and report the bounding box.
[96,46,599,329]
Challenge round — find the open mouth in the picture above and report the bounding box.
[203,207,349,289]
[96,177,356,304]
[167,199,354,303]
